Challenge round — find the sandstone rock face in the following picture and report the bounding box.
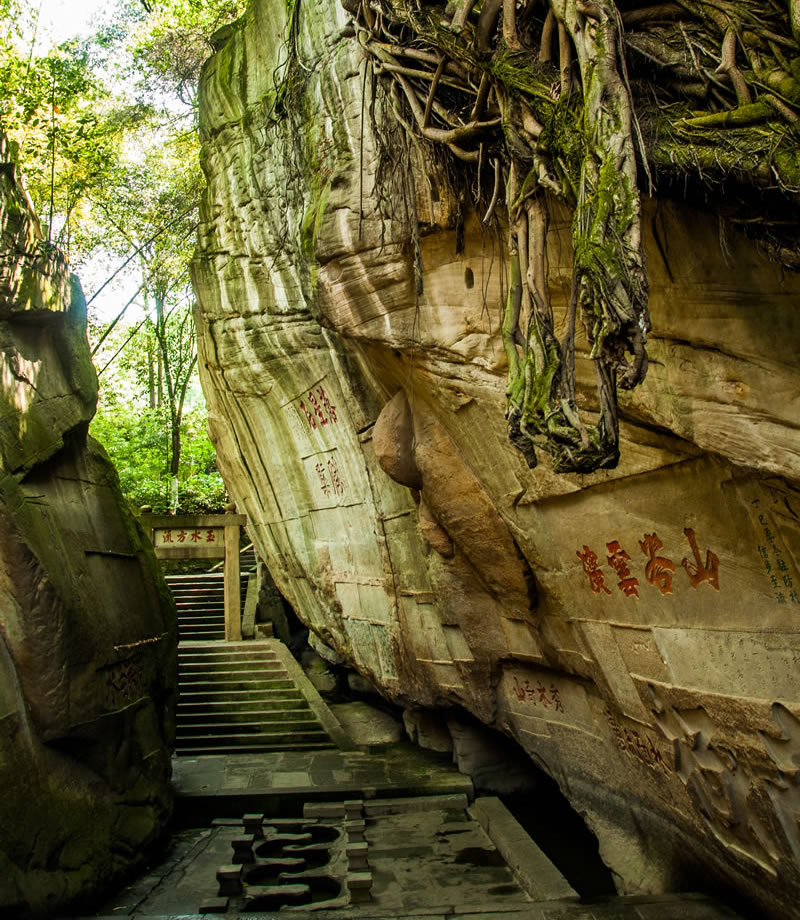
[192,4,800,916]
[0,135,176,917]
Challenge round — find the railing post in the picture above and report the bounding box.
[224,522,242,641]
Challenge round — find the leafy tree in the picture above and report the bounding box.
[0,26,125,252]
[127,0,246,108]
[91,396,226,513]
[1,0,244,512]
[96,135,201,464]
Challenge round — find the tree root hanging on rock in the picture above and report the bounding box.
[337,0,800,474]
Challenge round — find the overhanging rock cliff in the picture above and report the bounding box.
[192,2,800,916]
[0,134,176,917]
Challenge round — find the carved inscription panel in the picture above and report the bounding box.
[577,527,720,600]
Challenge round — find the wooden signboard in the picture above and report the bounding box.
[141,513,247,641]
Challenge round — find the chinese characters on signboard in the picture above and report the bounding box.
[577,528,720,599]
[155,528,222,547]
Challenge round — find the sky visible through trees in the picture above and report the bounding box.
[1,0,246,512]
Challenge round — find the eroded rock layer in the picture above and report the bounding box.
[0,134,176,917]
[192,4,800,916]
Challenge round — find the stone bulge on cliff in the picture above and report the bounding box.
[0,132,176,916]
[191,1,800,917]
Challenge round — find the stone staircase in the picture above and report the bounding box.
[166,572,249,642]
[175,641,338,756]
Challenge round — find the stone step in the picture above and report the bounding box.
[178,690,305,708]
[169,590,245,601]
[179,664,284,681]
[178,631,225,642]
[176,613,224,622]
[179,655,283,667]
[172,592,246,602]
[177,615,226,625]
[170,586,246,596]
[171,587,227,594]
[178,627,225,637]
[177,708,316,725]
[168,585,225,593]
[180,666,287,683]
[178,642,278,661]
[175,740,334,756]
[175,718,325,738]
[179,670,289,685]
[174,598,225,607]
[168,576,226,581]
[179,683,300,697]
[175,729,332,747]
[172,638,338,758]
[178,677,296,693]
[178,651,279,665]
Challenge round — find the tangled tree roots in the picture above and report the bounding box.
[340,0,800,473]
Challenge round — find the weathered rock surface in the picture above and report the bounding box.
[192,4,800,917]
[0,134,176,917]
[330,700,404,747]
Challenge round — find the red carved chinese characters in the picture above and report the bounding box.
[606,541,640,599]
[511,676,567,713]
[300,386,338,431]
[576,546,612,596]
[315,462,331,496]
[512,676,531,702]
[314,457,346,498]
[577,528,721,597]
[639,532,676,595]
[681,527,720,591]
[327,457,345,497]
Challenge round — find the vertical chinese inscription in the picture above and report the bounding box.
[577,546,612,595]
[300,386,338,431]
[753,497,797,605]
[607,541,640,599]
[681,527,720,591]
[606,709,671,775]
[639,532,676,595]
[314,456,346,499]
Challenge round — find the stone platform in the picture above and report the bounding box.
[90,782,743,920]
[84,651,745,920]
[171,742,475,822]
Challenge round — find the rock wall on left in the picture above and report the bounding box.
[0,134,177,917]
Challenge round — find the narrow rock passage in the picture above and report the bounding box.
[81,652,746,920]
[89,558,747,919]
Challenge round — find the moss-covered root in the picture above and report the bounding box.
[554,0,650,391]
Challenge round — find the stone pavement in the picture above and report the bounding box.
[81,655,745,920]
[89,785,743,920]
[172,742,474,820]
